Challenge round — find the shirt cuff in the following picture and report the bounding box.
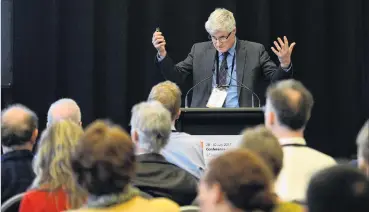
[281,63,292,72]
[157,53,166,62]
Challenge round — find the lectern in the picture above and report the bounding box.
[176,108,264,135]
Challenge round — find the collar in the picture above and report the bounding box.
[279,137,306,146]
[1,149,33,162]
[136,153,167,163]
[218,37,237,57]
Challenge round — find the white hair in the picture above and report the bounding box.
[205,8,236,35]
[130,101,171,153]
[47,98,81,126]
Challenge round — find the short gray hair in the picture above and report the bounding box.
[205,8,236,35]
[240,125,283,179]
[1,104,38,147]
[266,79,314,130]
[357,120,369,163]
[47,98,81,126]
[130,101,171,153]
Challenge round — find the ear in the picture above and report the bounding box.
[131,130,139,144]
[233,27,237,33]
[212,183,225,204]
[79,121,82,126]
[175,109,181,120]
[265,111,275,127]
[31,129,39,144]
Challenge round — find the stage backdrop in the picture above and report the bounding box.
[9,0,369,158]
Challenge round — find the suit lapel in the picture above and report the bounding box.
[204,44,216,95]
[236,40,247,96]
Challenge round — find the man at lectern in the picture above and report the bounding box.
[152,8,296,108]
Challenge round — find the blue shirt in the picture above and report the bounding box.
[212,39,238,107]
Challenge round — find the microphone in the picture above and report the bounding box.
[225,72,261,108]
[185,70,215,108]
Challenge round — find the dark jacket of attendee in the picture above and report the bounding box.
[1,150,35,203]
[132,153,198,206]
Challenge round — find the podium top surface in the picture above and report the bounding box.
[180,107,263,113]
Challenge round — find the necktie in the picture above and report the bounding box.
[218,52,229,86]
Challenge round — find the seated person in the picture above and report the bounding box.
[1,104,38,206]
[198,149,277,212]
[148,81,205,178]
[130,101,198,206]
[306,165,369,212]
[19,120,86,212]
[240,125,304,210]
[69,120,180,212]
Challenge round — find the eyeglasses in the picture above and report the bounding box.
[208,31,232,43]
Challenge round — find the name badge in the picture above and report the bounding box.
[206,87,227,108]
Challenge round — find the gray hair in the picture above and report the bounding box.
[240,125,283,179]
[266,79,314,130]
[357,120,369,163]
[47,98,81,126]
[130,101,171,153]
[1,104,38,147]
[205,8,236,35]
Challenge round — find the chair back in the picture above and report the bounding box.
[1,192,25,212]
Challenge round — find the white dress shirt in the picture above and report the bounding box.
[275,137,336,202]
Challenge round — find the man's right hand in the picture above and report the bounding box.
[152,31,167,57]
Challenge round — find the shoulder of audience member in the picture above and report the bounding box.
[273,202,305,212]
[148,197,180,212]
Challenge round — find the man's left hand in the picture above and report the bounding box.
[271,36,296,68]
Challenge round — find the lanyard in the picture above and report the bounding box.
[216,51,236,87]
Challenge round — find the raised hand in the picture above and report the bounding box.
[152,31,167,57]
[271,36,296,68]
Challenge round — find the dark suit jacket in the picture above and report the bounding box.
[132,153,198,206]
[156,39,293,107]
[1,150,35,206]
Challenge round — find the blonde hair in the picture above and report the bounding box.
[148,80,182,120]
[205,8,236,35]
[31,120,86,209]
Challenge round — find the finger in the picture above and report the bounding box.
[154,39,165,46]
[273,41,281,51]
[155,42,166,49]
[277,37,284,48]
[289,42,296,52]
[153,35,165,42]
[153,31,162,36]
[284,36,289,47]
[271,47,280,56]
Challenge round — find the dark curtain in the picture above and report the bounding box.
[8,0,368,158]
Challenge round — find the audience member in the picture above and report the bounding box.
[198,149,275,212]
[47,98,82,126]
[264,79,336,202]
[356,120,369,175]
[69,120,179,212]
[240,125,304,211]
[307,165,369,212]
[1,104,38,205]
[130,101,198,205]
[19,120,86,212]
[148,80,205,178]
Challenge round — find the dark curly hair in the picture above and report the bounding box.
[71,120,135,196]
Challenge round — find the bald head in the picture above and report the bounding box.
[266,79,314,130]
[47,98,81,126]
[1,104,38,147]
